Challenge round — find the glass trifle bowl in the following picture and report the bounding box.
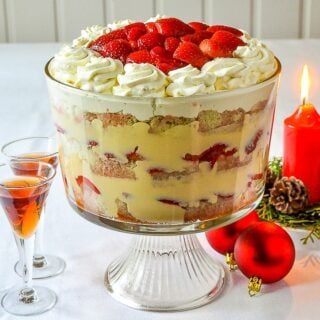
[45,58,281,311]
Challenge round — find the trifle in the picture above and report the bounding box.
[46,16,280,232]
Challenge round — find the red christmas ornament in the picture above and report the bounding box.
[234,221,295,296]
[205,210,259,269]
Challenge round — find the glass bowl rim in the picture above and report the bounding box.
[1,136,58,160]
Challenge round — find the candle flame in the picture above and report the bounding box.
[301,64,310,105]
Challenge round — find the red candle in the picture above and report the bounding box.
[283,65,320,204]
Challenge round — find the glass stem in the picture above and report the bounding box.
[17,234,38,303]
[33,203,47,268]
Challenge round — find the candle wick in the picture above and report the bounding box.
[302,97,306,106]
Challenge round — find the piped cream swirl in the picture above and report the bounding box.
[75,57,123,93]
[166,65,215,97]
[202,38,277,90]
[50,46,97,85]
[113,63,168,97]
[234,38,277,81]
[107,19,134,31]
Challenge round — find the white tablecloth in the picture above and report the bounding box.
[0,41,320,320]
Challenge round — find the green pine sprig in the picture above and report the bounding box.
[256,157,320,245]
[268,156,282,178]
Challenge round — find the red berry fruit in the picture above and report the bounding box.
[96,39,132,63]
[245,129,263,155]
[150,46,172,62]
[124,22,146,39]
[199,38,233,58]
[207,25,243,36]
[188,21,209,31]
[89,29,127,52]
[125,26,147,41]
[126,50,154,64]
[156,62,177,74]
[156,18,194,37]
[173,41,209,69]
[212,30,245,51]
[164,37,180,53]
[181,30,213,45]
[76,176,101,195]
[137,31,165,50]
[145,22,158,33]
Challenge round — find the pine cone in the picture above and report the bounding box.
[270,176,308,214]
[264,168,278,196]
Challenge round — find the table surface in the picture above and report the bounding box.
[0,41,320,320]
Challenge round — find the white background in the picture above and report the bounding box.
[1,0,320,43]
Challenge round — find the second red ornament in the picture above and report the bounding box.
[234,221,295,296]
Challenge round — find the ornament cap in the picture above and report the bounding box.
[226,252,237,271]
[248,276,262,296]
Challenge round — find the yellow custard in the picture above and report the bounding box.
[49,77,277,224]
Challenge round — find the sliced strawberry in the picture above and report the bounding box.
[164,37,180,53]
[76,176,101,195]
[181,30,213,45]
[188,21,209,31]
[245,129,263,154]
[145,22,158,33]
[199,38,232,58]
[172,59,188,68]
[124,22,146,41]
[158,199,181,207]
[126,50,154,64]
[129,40,139,50]
[156,62,177,74]
[124,22,145,34]
[212,30,245,51]
[89,29,127,51]
[156,18,194,37]
[173,41,209,69]
[88,140,98,149]
[148,168,165,177]
[150,46,172,62]
[207,25,243,36]
[137,32,165,50]
[183,144,237,169]
[126,146,145,162]
[126,26,146,41]
[96,39,132,63]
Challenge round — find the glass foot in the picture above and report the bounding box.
[15,255,66,279]
[1,285,57,316]
[105,234,225,311]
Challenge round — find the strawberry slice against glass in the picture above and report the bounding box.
[76,176,101,195]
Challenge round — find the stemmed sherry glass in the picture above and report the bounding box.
[1,136,66,278]
[0,161,57,316]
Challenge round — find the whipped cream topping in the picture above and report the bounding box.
[113,63,168,97]
[50,19,278,96]
[107,19,134,31]
[75,57,123,93]
[73,25,110,48]
[166,65,215,97]
[234,38,277,81]
[50,46,97,84]
[202,38,277,90]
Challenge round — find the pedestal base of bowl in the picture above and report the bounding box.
[104,234,225,311]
